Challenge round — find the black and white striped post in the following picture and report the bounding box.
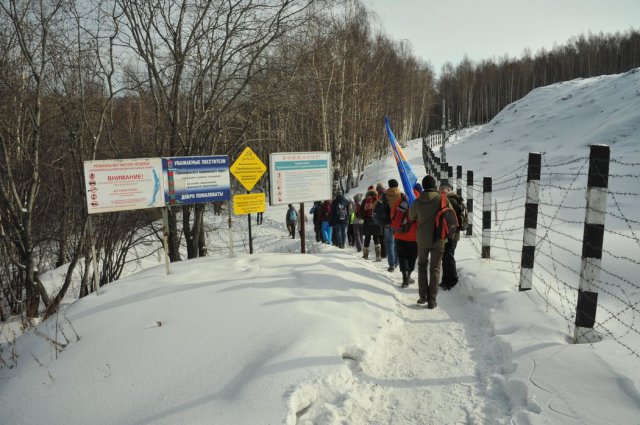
[440,162,448,186]
[456,166,463,198]
[519,152,541,291]
[482,177,492,258]
[574,144,610,343]
[466,170,473,236]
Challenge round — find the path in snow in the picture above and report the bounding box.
[290,245,512,424]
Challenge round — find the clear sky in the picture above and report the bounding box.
[364,0,640,74]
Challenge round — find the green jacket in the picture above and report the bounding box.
[408,190,450,248]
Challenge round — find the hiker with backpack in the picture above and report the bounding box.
[438,181,467,290]
[383,179,401,272]
[375,182,389,260]
[330,193,350,249]
[320,199,333,244]
[390,189,419,288]
[286,204,299,239]
[310,201,323,243]
[352,194,364,252]
[358,187,386,261]
[408,175,453,309]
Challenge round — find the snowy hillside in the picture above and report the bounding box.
[1,69,640,425]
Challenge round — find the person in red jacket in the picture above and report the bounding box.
[390,189,419,287]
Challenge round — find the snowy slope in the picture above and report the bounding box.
[2,69,640,425]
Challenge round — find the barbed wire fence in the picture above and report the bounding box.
[422,140,640,360]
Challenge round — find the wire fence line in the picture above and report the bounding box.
[422,142,640,360]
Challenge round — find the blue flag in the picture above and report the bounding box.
[385,116,417,205]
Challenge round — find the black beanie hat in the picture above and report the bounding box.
[422,175,437,190]
[388,178,399,188]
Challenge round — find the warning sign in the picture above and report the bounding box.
[233,193,266,215]
[230,147,266,191]
[83,158,164,214]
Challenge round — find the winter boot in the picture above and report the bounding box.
[374,244,382,262]
[401,271,409,288]
[407,271,415,284]
[363,248,369,260]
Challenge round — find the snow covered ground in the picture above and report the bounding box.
[1,69,640,424]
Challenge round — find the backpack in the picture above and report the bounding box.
[289,209,298,222]
[391,200,414,234]
[449,194,468,230]
[337,202,348,221]
[363,196,376,219]
[434,193,458,241]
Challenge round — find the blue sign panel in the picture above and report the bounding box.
[162,156,231,205]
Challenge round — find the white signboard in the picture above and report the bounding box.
[84,158,164,214]
[269,152,332,205]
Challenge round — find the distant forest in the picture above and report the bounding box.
[436,29,640,129]
[0,0,638,320]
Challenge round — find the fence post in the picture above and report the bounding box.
[466,170,473,236]
[482,177,492,258]
[456,166,462,198]
[519,152,541,291]
[574,144,610,343]
[440,162,448,185]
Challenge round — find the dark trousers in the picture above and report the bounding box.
[334,222,348,248]
[417,243,445,304]
[287,221,296,238]
[363,234,382,248]
[347,223,354,246]
[441,239,458,287]
[314,224,322,242]
[395,239,417,273]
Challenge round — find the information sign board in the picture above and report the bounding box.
[230,147,266,191]
[269,152,332,205]
[83,158,164,214]
[163,156,230,205]
[233,193,266,215]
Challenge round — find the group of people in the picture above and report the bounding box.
[305,176,467,310]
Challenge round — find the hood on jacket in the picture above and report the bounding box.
[334,194,347,204]
[386,187,402,208]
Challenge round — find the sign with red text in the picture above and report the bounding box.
[83,158,164,214]
[269,152,332,205]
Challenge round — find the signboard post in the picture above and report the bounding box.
[230,147,267,255]
[269,152,332,253]
[83,158,165,290]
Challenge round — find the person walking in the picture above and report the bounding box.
[330,193,350,248]
[375,182,388,259]
[439,181,467,290]
[286,204,298,239]
[255,185,265,224]
[320,199,333,244]
[352,194,364,252]
[347,197,356,247]
[390,190,418,288]
[409,175,451,309]
[359,187,385,261]
[384,179,401,272]
[310,201,323,242]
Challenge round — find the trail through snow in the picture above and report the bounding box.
[290,251,512,425]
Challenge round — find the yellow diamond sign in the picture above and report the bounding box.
[230,147,266,191]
